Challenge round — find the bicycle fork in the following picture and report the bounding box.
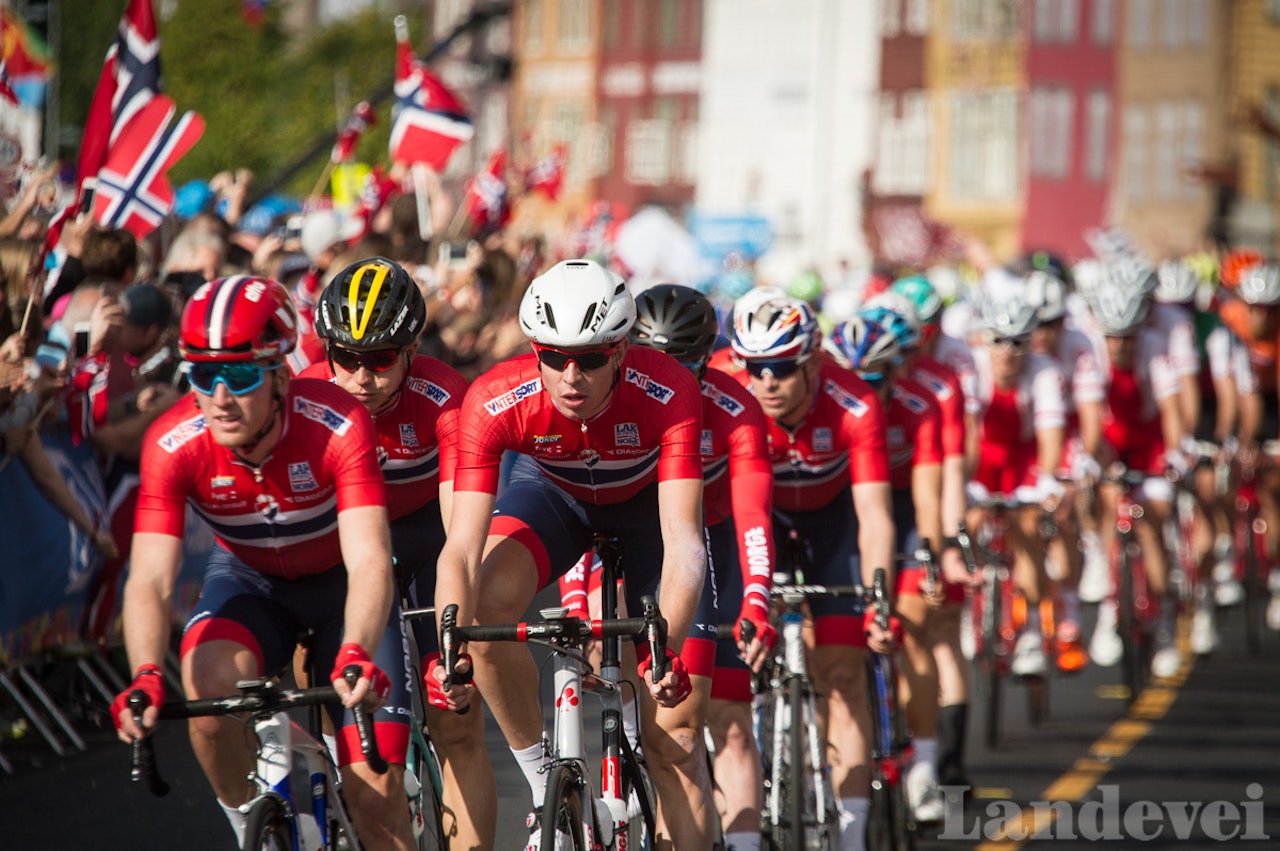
[255,711,331,850]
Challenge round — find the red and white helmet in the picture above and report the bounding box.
[728,291,821,361]
[179,275,299,363]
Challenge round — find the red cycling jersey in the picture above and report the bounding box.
[725,360,890,512]
[887,378,943,490]
[911,354,964,459]
[300,355,468,520]
[452,346,703,502]
[134,378,387,578]
[699,366,775,613]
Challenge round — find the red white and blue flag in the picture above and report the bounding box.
[0,60,19,106]
[525,144,567,200]
[389,25,473,170]
[462,147,510,235]
[331,100,376,164]
[92,94,204,240]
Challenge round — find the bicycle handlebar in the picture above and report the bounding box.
[128,665,386,796]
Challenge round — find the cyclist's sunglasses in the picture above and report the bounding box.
[533,343,619,372]
[329,346,403,374]
[742,358,805,379]
[189,361,283,396]
[990,334,1031,350]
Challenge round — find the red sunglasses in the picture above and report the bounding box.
[532,343,619,372]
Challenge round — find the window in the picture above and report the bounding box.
[1155,101,1179,197]
[1059,0,1079,41]
[633,0,650,48]
[949,90,1018,201]
[525,0,544,51]
[592,108,617,179]
[659,0,679,47]
[881,0,902,37]
[603,0,620,49]
[1128,0,1152,48]
[952,0,983,37]
[903,91,932,193]
[1093,0,1115,43]
[626,119,671,185]
[1267,87,1280,201]
[1086,90,1111,181]
[1269,0,1280,23]
[1188,0,1207,45]
[1182,100,1204,200]
[905,0,929,33]
[1161,0,1186,48]
[1034,0,1054,41]
[1030,88,1074,178]
[559,0,592,50]
[677,121,698,185]
[1123,105,1148,201]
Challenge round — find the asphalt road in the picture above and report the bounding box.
[2,590,1277,850]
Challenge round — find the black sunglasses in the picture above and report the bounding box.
[329,346,403,374]
[990,335,1031,350]
[743,358,805,379]
[533,344,618,372]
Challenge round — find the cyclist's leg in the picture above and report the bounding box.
[618,505,718,850]
[1007,503,1050,675]
[928,593,970,788]
[1138,478,1181,677]
[707,519,761,850]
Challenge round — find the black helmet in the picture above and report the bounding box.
[630,284,720,365]
[315,256,426,349]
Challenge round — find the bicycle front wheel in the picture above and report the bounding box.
[242,795,291,851]
[408,728,450,851]
[1243,517,1265,656]
[541,764,589,851]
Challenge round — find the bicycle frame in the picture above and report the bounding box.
[1234,464,1269,655]
[1105,468,1153,703]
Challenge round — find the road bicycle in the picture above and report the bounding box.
[440,535,661,851]
[1100,465,1156,704]
[863,566,915,851]
[956,494,1052,750]
[1233,457,1270,656]
[128,665,384,851]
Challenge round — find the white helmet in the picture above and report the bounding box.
[1090,284,1150,336]
[1155,258,1200,305]
[728,292,821,361]
[1072,259,1106,303]
[519,259,636,347]
[1236,263,1280,306]
[979,294,1039,338]
[1023,270,1067,323]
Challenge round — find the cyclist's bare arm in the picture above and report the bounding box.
[438,479,455,533]
[1035,425,1065,479]
[335,504,398,708]
[1077,399,1104,459]
[431,488,496,708]
[853,479,896,652]
[656,475,708,657]
[912,462,944,560]
[1238,385,1263,448]
[1157,394,1183,458]
[118,530,184,739]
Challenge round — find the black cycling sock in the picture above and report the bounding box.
[936,703,970,788]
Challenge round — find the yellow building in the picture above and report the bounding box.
[1228,0,1280,253]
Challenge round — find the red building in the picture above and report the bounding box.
[1020,0,1118,261]
[595,0,702,212]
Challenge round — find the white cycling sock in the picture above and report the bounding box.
[622,694,641,754]
[511,740,549,805]
[912,737,937,777]
[323,732,338,765]
[725,830,762,851]
[838,797,870,851]
[1061,588,1081,625]
[218,798,247,846]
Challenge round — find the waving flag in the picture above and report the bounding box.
[331,100,376,164]
[389,19,473,170]
[93,95,204,240]
[0,7,50,106]
[462,148,510,236]
[0,60,19,106]
[525,144,567,200]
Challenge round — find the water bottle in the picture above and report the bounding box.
[605,794,629,850]
[592,796,615,849]
[297,812,323,851]
[404,764,425,840]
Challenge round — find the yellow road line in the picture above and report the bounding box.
[974,622,1194,849]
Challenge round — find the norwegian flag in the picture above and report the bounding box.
[345,165,399,243]
[92,95,205,240]
[0,60,18,106]
[525,144,567,200]
[331,100,376,164]
[462,148,510,236]
[389,23,473,170]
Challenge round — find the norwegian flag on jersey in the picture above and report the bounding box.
[389,23,473,170]
[93,95,205,240]
[525,144,567,200]
[462,148,510,236]
[331,100,376,164]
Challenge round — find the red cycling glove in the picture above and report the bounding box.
[423,653,474,710]
[734,601,777,652]
[331,643,391,702]
[635,645,693,705]
[863,609,903,646]
[110,664,165,735]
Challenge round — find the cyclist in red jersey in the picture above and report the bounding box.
[889,274,978,789]
[111,276,415,850]
[431,260,714,850]
[302,257,489,848]
[964,277,1067,679]
[1079,264,1187,679]
[826,311,951,825]
[725,289,895,851]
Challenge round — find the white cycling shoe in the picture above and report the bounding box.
[1150,632,1183,680]
[906,763,945,824]
[1190,607,1219,656]
[1078,548,1111,604]
[1010,631,1047,678]
[1089,602,1123,668]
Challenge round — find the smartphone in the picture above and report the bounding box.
[438,240,472,270]
[73,321,91,359]
[79,177,97,216]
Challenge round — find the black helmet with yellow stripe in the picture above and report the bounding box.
[315,256,426,350]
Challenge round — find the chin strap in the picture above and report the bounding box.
[235,391,283,461]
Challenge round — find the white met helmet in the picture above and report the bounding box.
[1155,258,1200,305]
[1090,284,1151,336]
[728,292,821,361]
[519,259,636,347]
[1024,270,1067,323]
[979,294,1039,338]
[1236,263,1280,306]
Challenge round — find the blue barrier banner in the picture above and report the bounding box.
[0,430,214,664]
